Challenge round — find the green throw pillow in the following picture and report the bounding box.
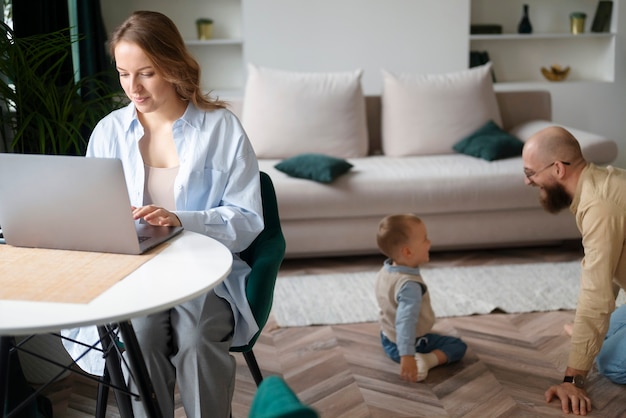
[453,120,524,161]
[274,153,353,183]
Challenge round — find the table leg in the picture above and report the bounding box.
[118,321,163,418]
[0,336,10,415]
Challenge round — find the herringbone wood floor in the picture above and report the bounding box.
[42,241,626,417]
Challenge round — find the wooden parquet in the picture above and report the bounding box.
[41,242,626,417]
[229,311,626,418]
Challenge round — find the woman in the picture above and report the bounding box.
[69,10,263,417]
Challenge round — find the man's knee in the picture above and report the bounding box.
[598,363,626,384]
[597,351,626,385]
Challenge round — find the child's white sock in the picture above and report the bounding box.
[414,352,439,382]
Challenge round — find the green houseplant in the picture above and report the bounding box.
[0,21,123,155]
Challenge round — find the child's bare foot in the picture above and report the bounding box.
[563,323,574,336]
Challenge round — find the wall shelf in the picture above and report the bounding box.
[471,32,615,41]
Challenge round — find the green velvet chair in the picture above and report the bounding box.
[248,375,318,418]
[232,171,286,386]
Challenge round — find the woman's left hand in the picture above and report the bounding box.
[132,205,182,227]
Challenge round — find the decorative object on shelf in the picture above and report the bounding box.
[570,12,586,34]
[541,65,570,82]
[591,1,613,33]
[196,18,213,40]
[470,24,502,35]
[469,50,496,82]
[517,4,532,34]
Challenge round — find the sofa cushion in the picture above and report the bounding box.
[274,153,353,183]
[381,63,502,157]
[241,64,369,159]
[453,120,524,161]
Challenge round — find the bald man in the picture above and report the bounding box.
[523,126,626,415]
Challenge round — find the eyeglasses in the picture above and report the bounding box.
[524,161,570,179]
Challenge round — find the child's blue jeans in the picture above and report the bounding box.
[380,332,467,364]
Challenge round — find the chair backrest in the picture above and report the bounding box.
[234,171,286,350]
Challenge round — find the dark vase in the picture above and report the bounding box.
[518,4,533,34]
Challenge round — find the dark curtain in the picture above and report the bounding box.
[13,0,115,94]
[12,0,73,86]
[12,0,69,36]
[75,0,119,148]
[77,0,114,83]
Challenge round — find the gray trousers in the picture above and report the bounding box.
[126,289,235,418]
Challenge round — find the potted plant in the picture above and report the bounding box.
[0,21,124,155]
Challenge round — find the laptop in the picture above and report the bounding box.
[0,153,183,254]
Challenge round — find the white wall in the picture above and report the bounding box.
[242,0,469,94]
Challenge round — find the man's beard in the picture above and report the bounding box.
[540,182,572,214]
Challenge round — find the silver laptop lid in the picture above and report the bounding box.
[0,153,176,254]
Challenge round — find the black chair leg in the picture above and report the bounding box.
[243,350,264,387]
[95,370,110,418]
[97,325,134,418]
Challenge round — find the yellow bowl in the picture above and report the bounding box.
[541,65,570,82]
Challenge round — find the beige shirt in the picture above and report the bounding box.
[143,165,179,210]
[568,163,626,370]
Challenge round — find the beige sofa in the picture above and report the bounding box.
[228,90,617,258]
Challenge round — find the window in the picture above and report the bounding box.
[2,0,11,29]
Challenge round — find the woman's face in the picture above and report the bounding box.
[114,40,178,114]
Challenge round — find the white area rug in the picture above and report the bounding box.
[272,261,626,327]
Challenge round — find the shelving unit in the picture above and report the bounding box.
[470,0,617,84]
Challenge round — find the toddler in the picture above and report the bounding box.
[375,213,467,382]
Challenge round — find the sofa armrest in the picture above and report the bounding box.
[510,120,618,165]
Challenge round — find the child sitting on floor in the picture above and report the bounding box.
[375,213,467,382]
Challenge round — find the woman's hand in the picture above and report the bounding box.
[132,205,181,227]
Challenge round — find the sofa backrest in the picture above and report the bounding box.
[496,90,552,131]
[226,90,552,156]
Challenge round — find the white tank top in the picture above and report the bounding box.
[143,165,179,211]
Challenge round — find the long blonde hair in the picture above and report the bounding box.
[109,10,226,110]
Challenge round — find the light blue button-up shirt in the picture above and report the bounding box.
[62,102,264,374]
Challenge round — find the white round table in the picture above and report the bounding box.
[0,231,233,417]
